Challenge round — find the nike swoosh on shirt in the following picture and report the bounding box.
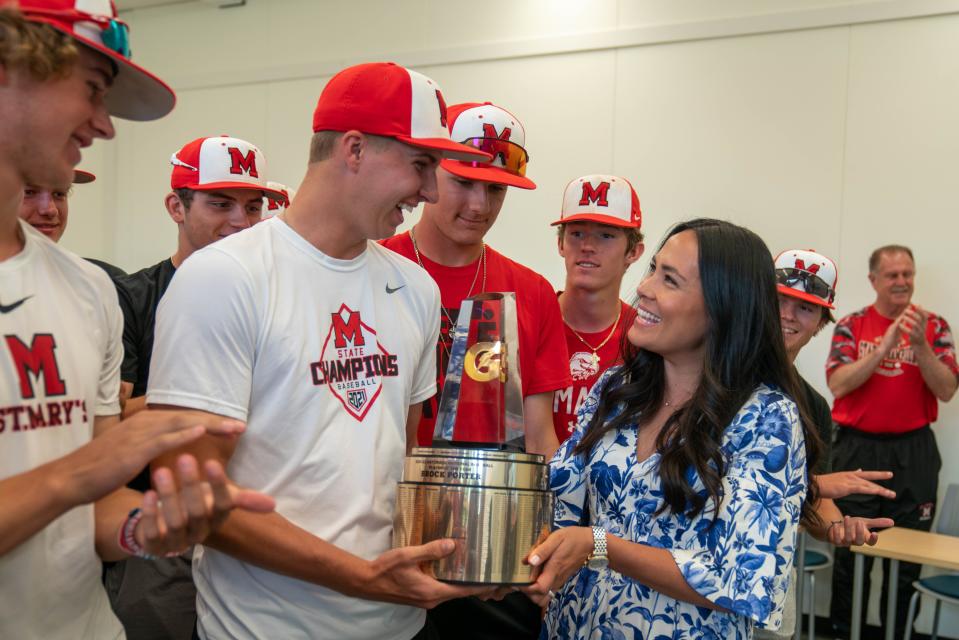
[386,284,406,294]
[0,296,31,314]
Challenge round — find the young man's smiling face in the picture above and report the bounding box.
[4,45,116,188]
[18,183,71,241]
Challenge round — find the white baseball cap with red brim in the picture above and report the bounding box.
[774,248,838,309]
[311,62,491,163]
[552,174,642,229]
[440,102,536,190]
[170,136,287,202]
[261,181,295,220]
[17,0,175,121]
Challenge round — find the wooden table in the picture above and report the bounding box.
[850,527,959,640]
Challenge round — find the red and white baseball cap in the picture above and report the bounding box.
[311,62,491,162]
[440,102,535,190]
[261,181,295,220]
[15,0,175,121]
[170,136,287,201]
[551,174,642,228]
[73,169,95,183]
[774,248,838,309]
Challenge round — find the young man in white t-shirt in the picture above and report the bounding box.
[148,62,495,640]
[0,3,273,638]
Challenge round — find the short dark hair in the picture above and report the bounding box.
[557,223,645,257]
[869,245,914,272]
[174,187,195,210]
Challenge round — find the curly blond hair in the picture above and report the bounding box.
[0,10,78,80]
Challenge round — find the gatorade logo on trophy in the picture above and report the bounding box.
[393,293,553,584]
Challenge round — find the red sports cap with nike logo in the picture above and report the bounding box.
[14,0,175,121]
[311,62,491,162]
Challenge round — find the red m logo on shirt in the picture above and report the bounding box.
[332,309,367,348]
[227,147,259,177]
[579,181,610,207]
[4,334,67,399]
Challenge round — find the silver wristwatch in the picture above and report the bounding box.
[586,526,608,570]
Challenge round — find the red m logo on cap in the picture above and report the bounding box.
[579,181,610,207]
[227,147,259,178]
[482,123,512,142]
[794,259,820,275]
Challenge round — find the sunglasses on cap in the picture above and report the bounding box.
[457,137,530,177]
[776,268,835,304]
[24,8,131,58]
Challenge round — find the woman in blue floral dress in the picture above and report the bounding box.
[522,219,823,639]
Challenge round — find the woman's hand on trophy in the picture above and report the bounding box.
[363,538,497,608]
[519,526,593,606]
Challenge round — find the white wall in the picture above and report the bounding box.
[65,0,959,634]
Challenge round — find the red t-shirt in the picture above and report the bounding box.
[381,232,571,446]
[826,305,959,434]
[552,299,635,443]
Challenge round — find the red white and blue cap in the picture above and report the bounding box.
[14,0,176,121]
[552,174,642,229]
[311,62,492,162]
[170,136,287,201]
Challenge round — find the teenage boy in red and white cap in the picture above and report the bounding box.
[18,169,91,243]
[147,62,493,640]
[17,168,126,277]
[382,101,569,640]
[759,250,896,639]
[0,2,273,638]
[550,175,644,443]
[382,101,570,460]
[108,135,285,639]
[117,135,284,420]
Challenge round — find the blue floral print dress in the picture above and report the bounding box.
[541,368,808,640]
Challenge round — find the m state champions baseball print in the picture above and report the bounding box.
[310,303,399,420]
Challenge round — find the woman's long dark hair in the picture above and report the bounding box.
[574,218,822,527]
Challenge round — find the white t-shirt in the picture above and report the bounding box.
[0,221,123,639]
[148,217,440,640]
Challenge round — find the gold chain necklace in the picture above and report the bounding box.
[409,227,487,349]
[566,304,622,368]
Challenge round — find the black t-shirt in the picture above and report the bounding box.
[796,370,834,474]
[114,258,176,397]
[85,257,127,280]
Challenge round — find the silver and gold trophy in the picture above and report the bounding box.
[392,293,553,584]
